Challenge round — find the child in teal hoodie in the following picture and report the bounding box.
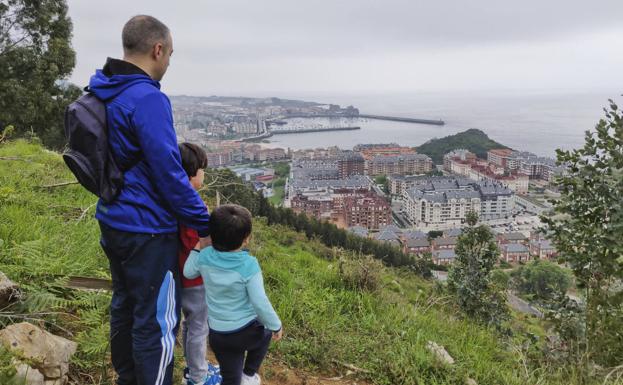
[184,204,282,385]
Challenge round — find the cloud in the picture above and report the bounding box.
[67,0,623,94]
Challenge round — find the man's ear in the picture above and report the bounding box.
[152,42,163,59]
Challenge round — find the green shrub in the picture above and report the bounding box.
[338,255,383,292]
[510,260,571,302]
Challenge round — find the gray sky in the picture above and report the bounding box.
[67,0,623,97]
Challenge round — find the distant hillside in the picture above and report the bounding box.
[170,94,323,108]
[416,128,510,164]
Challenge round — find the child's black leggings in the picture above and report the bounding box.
[209,320,273,385]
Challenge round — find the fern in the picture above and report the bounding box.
[72,305,111,374]
[18,289,71,313]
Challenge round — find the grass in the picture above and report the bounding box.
[252,225,527,385]
[268,183,284,206]
[0,139,608,385]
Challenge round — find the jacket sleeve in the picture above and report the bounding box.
[246,271,282,332]
[183,250,201,280]
[132,92,210,236]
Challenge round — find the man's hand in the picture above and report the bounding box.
[272,328,283,342]
[199,236,212,249]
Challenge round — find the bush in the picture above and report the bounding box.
[428,230,443,239]
[491,269,511,290]
[338,255,383,292]
[498,259,512,269]
[511,260,571,302]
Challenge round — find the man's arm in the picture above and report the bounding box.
[133,92,210,236]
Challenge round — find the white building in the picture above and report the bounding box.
[285,175,372,206]
[401,177,514,226]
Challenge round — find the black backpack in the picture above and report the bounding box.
[63,92,124,203]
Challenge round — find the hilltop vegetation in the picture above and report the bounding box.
[416,128,510,163]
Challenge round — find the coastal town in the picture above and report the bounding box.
[173,96,563,268]
[172,95,361,142]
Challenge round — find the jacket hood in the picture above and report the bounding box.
[201,247,259,278]
[88,69,160,102]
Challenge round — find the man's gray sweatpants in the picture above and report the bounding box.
[182,285,209,383]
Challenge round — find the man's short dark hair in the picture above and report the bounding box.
[122,15,170,55]
[210,205,252,252]
[178,142,208,178]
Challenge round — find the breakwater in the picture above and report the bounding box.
[358,114,445,125]
[271,126,361,135]
[278,114,444,126]
[238,126,361,142]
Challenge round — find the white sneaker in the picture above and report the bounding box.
[240,373,261,385]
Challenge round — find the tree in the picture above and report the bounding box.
[447,210,508,326]
[491,269,510,290]
[202,168,261,214]
[510,260,571,302]
[373,175,389,193]
[542,99,623,366]
[0,0,82,149]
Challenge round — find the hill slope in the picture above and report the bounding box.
[0,140,587,385]
[416,128,510,164]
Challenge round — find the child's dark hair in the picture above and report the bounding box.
[210,204,252,252]
[178,142,208,177]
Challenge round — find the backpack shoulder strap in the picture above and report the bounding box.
[82,84,144,173]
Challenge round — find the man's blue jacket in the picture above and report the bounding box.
[89,58,210,237]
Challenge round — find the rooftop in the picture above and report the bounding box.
[434,237,458,246]
[373,229,400,242]
[505,243,529,253]
[407,238,430,248]
[369,154,432,163]
[348,226,369,237]
[402,230,428,240]
[444,228,463,237]
[289,175,371,190]
[488,149,515,157]
[531,239,554,250]
[434,249,457,260]
[379,224,402,234]
[291,167,339,179]
[404,176,513,203]
[502,232,528,241]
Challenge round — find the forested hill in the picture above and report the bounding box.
[416,128,510,163]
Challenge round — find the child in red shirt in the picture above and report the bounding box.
[178,142,221,385]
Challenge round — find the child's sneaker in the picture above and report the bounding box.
[182,367,190,385]
[207,362,220,376]
[204,374,223,385]
[240,373,261,385]
[186,373,222,385]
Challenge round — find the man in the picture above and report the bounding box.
[88,15,210,385]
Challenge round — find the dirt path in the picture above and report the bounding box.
[261,360,372,385]
[207,350,372,385]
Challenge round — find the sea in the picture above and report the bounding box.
[263,89,623,157]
